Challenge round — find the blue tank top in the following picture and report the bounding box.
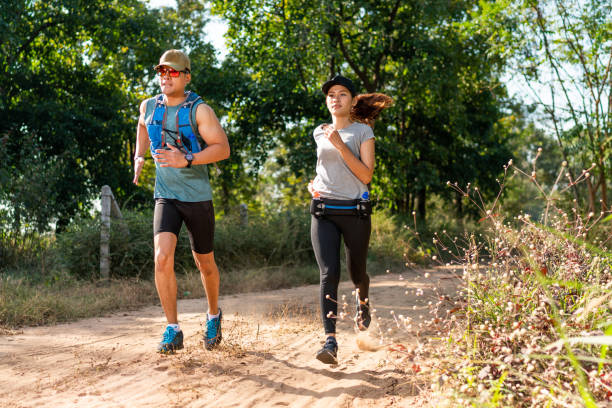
[144,97,213,202]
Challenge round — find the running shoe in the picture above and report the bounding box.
[316,336,338,364]
[157,326,184,354]
[204,308,222,350]
[357,303,371,331]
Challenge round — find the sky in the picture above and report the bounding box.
[147,0,229,60]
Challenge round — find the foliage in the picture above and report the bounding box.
[0,0,216,231]
[210,0,516,218]
[474,0,612,211]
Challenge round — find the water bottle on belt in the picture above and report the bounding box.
[357,191,372,217]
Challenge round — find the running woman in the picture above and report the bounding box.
[133,50,230,353]
[309,75,392,364]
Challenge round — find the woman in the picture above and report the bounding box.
[309,75,392,364]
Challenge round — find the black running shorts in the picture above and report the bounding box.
[153,198,215,254]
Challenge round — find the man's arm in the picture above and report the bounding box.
[155,103,230,168]
[133,100,151,185]
[191,103,230,165]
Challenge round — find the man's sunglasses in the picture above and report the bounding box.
[156,67,189,77]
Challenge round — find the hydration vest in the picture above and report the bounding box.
[146,91,204,154]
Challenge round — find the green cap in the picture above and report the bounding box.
[155,49,191,72]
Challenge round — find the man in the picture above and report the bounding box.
[133,49,230,353]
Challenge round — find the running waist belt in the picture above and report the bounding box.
[310,198,372,218]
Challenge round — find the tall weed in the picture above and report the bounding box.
[411,157,612,407]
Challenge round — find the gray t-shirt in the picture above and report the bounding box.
[312,122,375,200]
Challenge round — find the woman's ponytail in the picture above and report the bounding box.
[350,93,393,127]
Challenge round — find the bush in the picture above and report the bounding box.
[409,160,612,407]
[46,205,411,280]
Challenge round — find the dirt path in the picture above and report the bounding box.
[1,269,459,408]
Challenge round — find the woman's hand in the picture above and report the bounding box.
[308,180,321,197]
[320,123,375,185]
[322,124,346,152]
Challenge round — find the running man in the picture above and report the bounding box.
[133,49,230,353]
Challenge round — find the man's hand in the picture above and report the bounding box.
[133,156,145,185]
[154,144,188,168]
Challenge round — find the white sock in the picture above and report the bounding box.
[167,323,181,332]
[207,312,220,320]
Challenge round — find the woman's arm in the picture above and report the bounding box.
[323,125,375,185]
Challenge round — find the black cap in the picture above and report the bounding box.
[322,75,356,96]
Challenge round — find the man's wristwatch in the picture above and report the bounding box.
[185,153,194,168]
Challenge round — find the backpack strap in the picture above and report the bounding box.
[182,91,222,174]
[147,94,168,149]
[178,92,205,144]
[149,95,166,124]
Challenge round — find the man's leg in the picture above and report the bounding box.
[180,200,221,349]
[154,232,179,324]
[192,251,219,315]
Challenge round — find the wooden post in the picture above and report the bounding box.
[100,185,125,280]
[239,203,248,227]
[100,185,112,280]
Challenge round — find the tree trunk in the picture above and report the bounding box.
[455,191,463,217]
[601,175,608,211]
[417,187,426,220]
[586,177,596,213]
[221,180,231,215]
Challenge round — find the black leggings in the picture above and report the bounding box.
[311,214,371,334]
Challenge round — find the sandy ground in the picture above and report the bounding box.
[0,269,460,408]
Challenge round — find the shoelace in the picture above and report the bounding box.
[163,327,175,343]
[325,338,337,350]
[206,318,218,338]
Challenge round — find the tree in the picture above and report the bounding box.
[0,0,216,231]
[487,0,612,211]
[211,0,515,218]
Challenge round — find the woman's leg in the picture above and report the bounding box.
[311,215,342,335]
[338,215,371,302]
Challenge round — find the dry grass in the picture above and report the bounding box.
[0,276,160,327]
[386,156,612,407]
